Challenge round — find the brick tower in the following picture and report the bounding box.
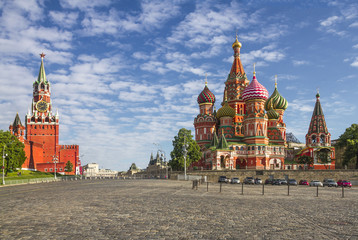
[25,53,60,163]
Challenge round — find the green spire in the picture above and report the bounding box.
[12,112,23,127]
[211,129,219,147]
[36,53,48,84]
[217,129,228,149]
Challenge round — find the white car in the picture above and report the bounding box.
[309,180,323,187]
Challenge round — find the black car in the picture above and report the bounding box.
[265,178,274,185]
[218,176,227,183]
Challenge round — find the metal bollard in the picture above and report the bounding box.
[262,183,264,195]
[207,182,209,192]
[241,182,244,195]
[342,186,344,198]
[316,185,319,197]
[220,182,222,193]
[287,183,290,196]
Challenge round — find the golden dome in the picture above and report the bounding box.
[232,37,242,49]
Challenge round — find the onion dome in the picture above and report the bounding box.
[264,76,288,111]
[242,70,268,101]
[197,81,216,104]
[232,36,242,49]
[267,107,279,120]
[216,91,235,118]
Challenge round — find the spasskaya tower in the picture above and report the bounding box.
[25,53,59,163]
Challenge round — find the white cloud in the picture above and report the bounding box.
[351,57,358,67]
[320,16,341,27]
[49,11,79,28]
[59,0,112,9]
[353,44,358,49]
[293,60,309,66]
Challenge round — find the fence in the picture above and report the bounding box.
[192,181,354,198]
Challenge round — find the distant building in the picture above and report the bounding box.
[127,163,141,175]
[82,163,118,178]
[295,92,335,169]
[146,152,168,178]
[9,54,80,175]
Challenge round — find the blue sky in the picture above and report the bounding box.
[0,0,357,171]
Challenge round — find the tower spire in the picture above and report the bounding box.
[37,53,48,84]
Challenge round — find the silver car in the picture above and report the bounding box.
[323,179,338,187]
[309,180,323,187]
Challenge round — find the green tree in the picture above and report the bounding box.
[0,130,26,175]
[297,155,313,169]
[169,128,201,171]
[336,124,358,169]
[65,161,73,174]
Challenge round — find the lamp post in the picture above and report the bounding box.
[182,137,188,180]
[2,146,7,185]
[53,155,58,180]
[2,141,14,185]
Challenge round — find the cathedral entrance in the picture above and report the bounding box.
[269,159,282,169]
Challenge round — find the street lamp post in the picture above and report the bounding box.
[2,146,7,185]
[2,141,14,185]
[182,137,188,181]
[53,155,58,180]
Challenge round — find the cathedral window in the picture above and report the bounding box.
[312,135,316,143]
[258,146,261,151]
[320,135,325,143]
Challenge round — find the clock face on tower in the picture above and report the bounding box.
[36,100,48,112]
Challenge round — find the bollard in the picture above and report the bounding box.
[262,183,264,195]
[342,186,344,198]
[316,185,319,197]
[207,181,209,192]
[220,182,222,193]
[241,182,244,195]
[287,183,290,196]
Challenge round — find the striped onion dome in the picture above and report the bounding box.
[264,86,288,111]
[216,101,235,118]
[197,83,216,104]
[242,74,269,101]
[267,108,280,119]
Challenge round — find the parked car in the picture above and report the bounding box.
[279,179,288,185]
[323,179,338,187]
[299,180,309,185]
[244,177,255,184]
[231,177,240,184]
[288,179,297,186]
[265,178,274,185]
[254,178,262,184]
[337,180,352,188]
[309,180,323,187]
[272,179,281,185]
[218,176,227,183]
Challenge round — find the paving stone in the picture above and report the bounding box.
[0,180,357,239]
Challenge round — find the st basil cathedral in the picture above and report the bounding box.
[9,54,80,175]
[194,37,288,170]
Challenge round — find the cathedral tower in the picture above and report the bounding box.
[194,77,216,146]
[225,37,250,137]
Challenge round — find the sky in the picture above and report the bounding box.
[0,0,357,171]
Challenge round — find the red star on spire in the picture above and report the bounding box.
[40,53,46,58]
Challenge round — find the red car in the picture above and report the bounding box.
[299,180,309,185]
[337,180,352,187]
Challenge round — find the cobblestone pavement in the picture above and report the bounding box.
[0,180,357,240]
